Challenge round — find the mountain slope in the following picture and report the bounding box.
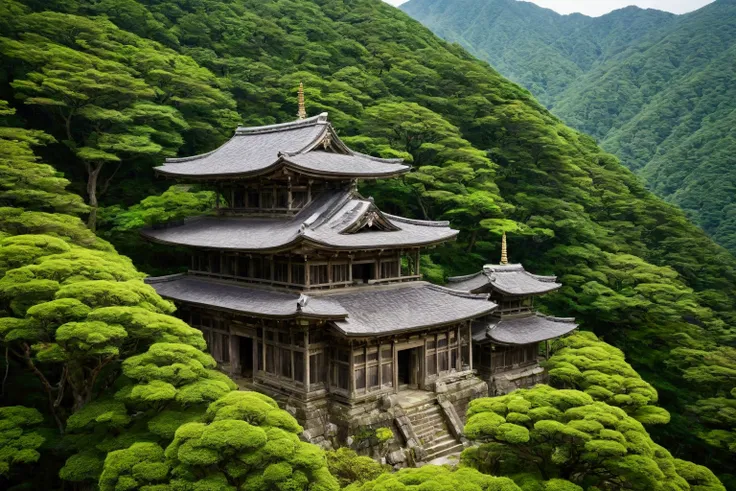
[1,0,735,483]
[402,0,736,254]
[401,0,676,105]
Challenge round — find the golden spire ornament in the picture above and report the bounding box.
[297,82,306,120]
[500,232,509,265]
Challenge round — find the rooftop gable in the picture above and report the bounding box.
[155,113,409,180]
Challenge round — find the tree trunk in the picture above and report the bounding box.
[467,229,478,253]
[86,163,103,231]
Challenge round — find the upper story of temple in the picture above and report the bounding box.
[141,105,459,292]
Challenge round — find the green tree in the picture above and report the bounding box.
[0,406,45,477]
[462,385,725,490]
[547,331,671,425]
[345,465,522,491]
[98,391,340,491]
[325,448,390,488]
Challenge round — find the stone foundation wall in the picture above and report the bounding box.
[487,365,547,395]
[239,372,491,468]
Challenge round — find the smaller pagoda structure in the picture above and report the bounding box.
[447,233,577,394]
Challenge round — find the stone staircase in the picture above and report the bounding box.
[405,400,463,461]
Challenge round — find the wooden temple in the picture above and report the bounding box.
[142,109,495,404]
[141,92,575,460]
[447,233,577,394]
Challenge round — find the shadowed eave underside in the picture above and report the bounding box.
[154,113,410,180]
[146,275,496,336]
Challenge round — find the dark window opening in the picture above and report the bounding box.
[352,263,375,284]
[240,337,253,378]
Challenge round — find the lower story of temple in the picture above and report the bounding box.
[177,304,557,465]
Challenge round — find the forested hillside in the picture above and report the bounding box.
[0,0,735,488]
[402,0,736,254]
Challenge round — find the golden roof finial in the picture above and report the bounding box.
[500,232,509,265]
[297,82,306,120]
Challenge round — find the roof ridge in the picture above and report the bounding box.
[236,113,329,135]
[528,272,559,282]
[426,283,491,301]
[535,313,576,323]
[144,273,186,285]
[164,141,229,164]
[447,270,485,282]
[348,148,407,164]
[383,213,450,227]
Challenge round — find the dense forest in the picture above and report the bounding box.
[0,0,734,489]
[402,0,736,254]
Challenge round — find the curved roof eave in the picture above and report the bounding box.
[140,228,459,254]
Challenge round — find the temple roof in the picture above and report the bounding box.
[447,264,561,296]
[141,189,458,252]
[472,314,577,345]
[147,274,346,319]
[146,275,496,337]
[154,113,409,180]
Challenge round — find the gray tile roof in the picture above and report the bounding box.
[447,264,561,296]
[146,275,495,336]
[141,189,458,251]
[155,113,409,179]
[146,274,347,319]
[472,314,578,345]
[323,283,497,336]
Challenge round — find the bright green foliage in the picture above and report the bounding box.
[325,447,390,488]
[0,99,87,215]
[0,0,735,485]
[345,465,522,491]
[98,442,170,491]
[462,385,725,490]
[100,185,215,231]
[0,3,238,228]
[404,0,736,255]
[98,391,340,491]
[547,331,670,424]
[671,347,736,455]
[0,406,45,476]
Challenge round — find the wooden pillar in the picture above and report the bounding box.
[468,322,474,371]
[456,324,462,371]
[305,259,310,288]
[434,333,439,375]
[252,334,258,375]
[545,340,550,360]
[348,256,353,283]
[415,250,420,275]
[378,340,382,388]
[363,344,368,394]
[392,339,398,393]
[261,327,267,374]
[287,257,292,285]
[287,177,293,210]
[349,340,355,398]
[307,180,313,203]
[229,334,241,376]
[304,330,310,392]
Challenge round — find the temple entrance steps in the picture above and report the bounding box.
[403,398,464,462]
